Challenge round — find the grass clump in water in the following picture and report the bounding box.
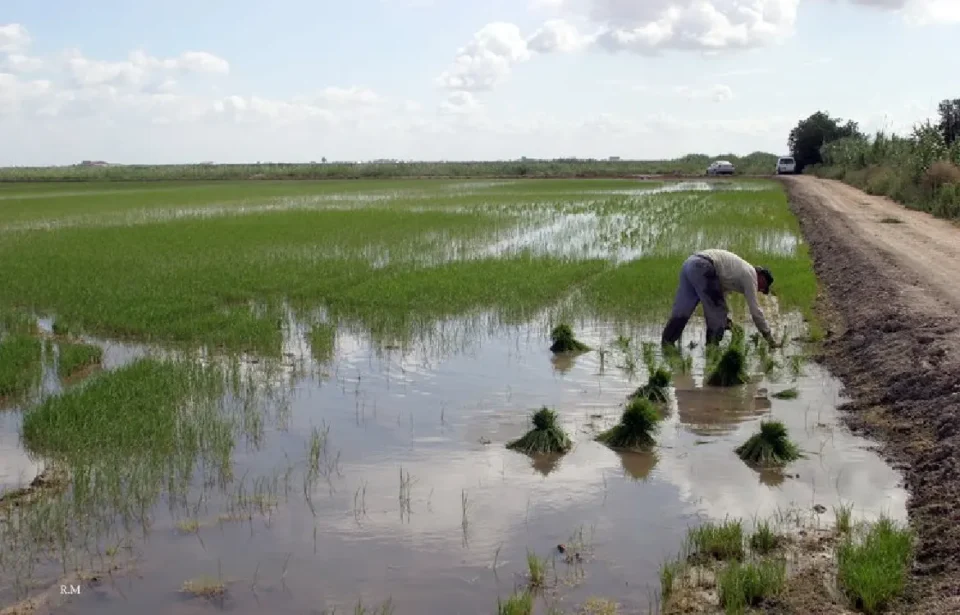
[836,517,913,614]
[506,407,572,455]
[706,326,749,387]
[526,550,547,589]
[549,323,590,353]
[595,398,662,451]
[688,519,745,561]
[57,341,104,379]
[497,590,533,615]
[717,558,786,614]
[735,420,801,467]
[629,365,672,404]
[771,387,799,400]
[0,334,42,400]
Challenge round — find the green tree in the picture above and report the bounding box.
[788,112,863,171]
[937,98,960,146]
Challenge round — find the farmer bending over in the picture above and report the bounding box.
[661,249,776,347]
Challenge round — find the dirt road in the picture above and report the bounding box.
[783,176,960,614]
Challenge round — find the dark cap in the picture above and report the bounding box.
[756,266,774,294]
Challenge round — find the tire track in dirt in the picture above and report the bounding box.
[782,176,960,614]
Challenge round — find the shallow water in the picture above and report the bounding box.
[0,315,907,614]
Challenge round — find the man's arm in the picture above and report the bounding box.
[742,271,774,342]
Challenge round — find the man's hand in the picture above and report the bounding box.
[764,334,781,349]
[725,317,734,331]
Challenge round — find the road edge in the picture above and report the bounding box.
[780,175,960,614]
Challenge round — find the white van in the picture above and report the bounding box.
[776,157,796,175]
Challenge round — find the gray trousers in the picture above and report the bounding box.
[661,254,728,345]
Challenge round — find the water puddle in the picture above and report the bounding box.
[0,315,907,614]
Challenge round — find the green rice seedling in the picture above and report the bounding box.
[526,550,547,589]
[688,519,745,561]
[749,521,780,555]
[629,365,672,404]
[735,421,801,467]
[879,217,902,224]
[0,334,42,399]
[595,398,662,451]
[550,323,590,353]
[706,326,749,387]
[309,323,336,364]
[497,590,534,615]
[789,355,804,378]
[56,341,103,379]
[51,319,69,336]
[835,503,853,534]
[506,407,572,455]
[613,334,631,354]
[640,341,656,371]
[717,558,786,614]
[771,387,799,400]
[836,517,913,614]
[21,358,228,462]
[659,558,682,601]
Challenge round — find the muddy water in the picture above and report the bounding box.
[0,315,908,615]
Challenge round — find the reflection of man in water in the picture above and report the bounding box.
[661,249,776,347]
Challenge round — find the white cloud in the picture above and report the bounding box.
[62,49,230,89]
[437,23,532,92]
[850,0,960,23]
[0,23,31,53]
[527,19,591,53]
[2,54,44,73]
[439,91,482,115]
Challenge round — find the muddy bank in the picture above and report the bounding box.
[782,176,960,614]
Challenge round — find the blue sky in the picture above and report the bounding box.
[1,0,958,164]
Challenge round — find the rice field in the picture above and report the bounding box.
[0,178,907,614]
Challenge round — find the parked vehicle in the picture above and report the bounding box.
[776,156,797,174]
[706,160,735,176]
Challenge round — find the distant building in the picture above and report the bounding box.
[79,160,109,167]
[608,156,621,161]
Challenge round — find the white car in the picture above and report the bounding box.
[776,156,797,174]
[706,160,735,176]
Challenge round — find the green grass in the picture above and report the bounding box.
[717,558,786,614]
[0,334,42,400]
[308,323,336,363]
[835,504,853,534]
[836,517,913,614]
[735,421,802,467]
[497,590,534,615]
[706,326,750,387]
[688,519,745,561]
[57,341,104,379]
[0,179,818,355]
[21,358,228,461]
[595,398,662,451]
[526,550,547,589]
[749,521,780,555]
[506,407,572,455]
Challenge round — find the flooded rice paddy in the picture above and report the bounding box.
[0,178,907,614]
